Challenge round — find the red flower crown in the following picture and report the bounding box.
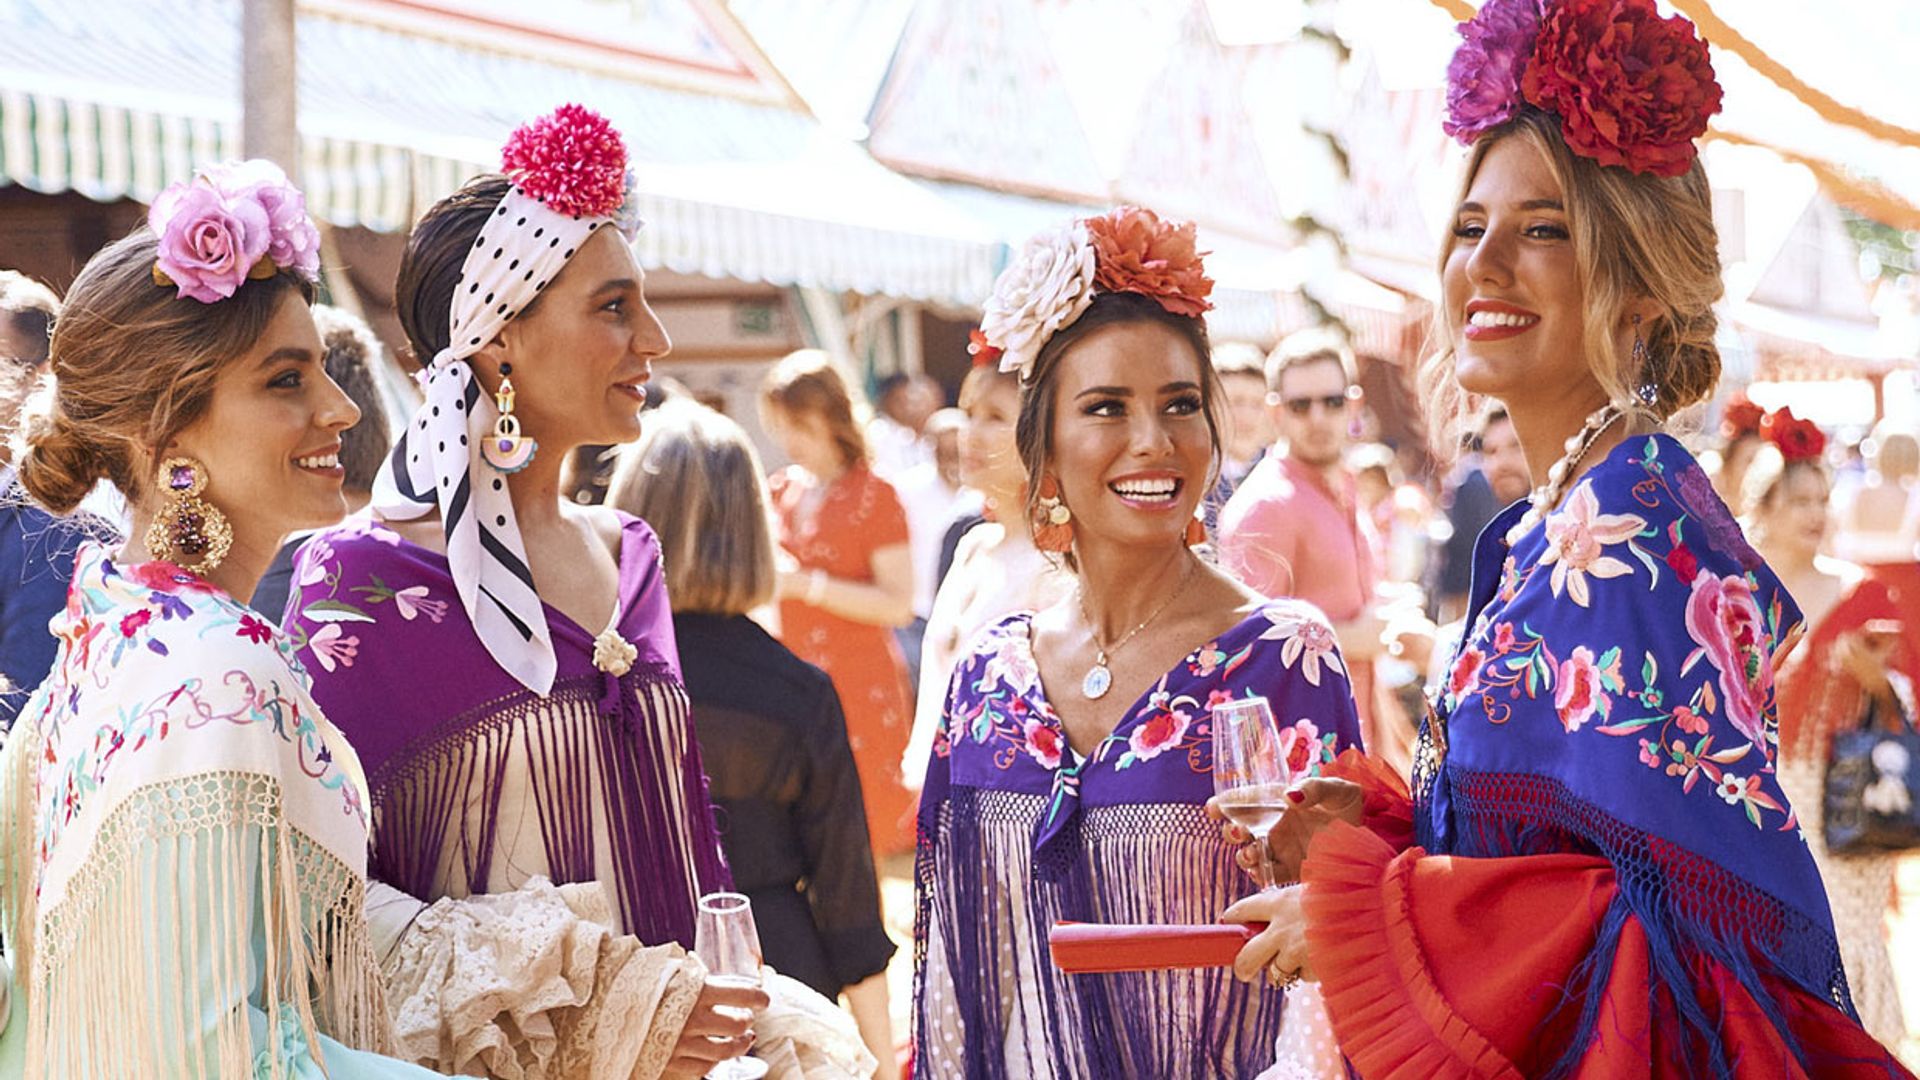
[1760,406,1826,463]
[1444,0,1723,178]
[1718,392,1765,441]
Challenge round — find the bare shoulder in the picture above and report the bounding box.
[571,503,627,559]
[1190,563,1267,637]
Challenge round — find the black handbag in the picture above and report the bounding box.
[1824,712,1920,855]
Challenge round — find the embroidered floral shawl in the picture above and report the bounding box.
[2,544,392,1076]
[283,513,729,948]
[1423,434,1852,1065]
[913,600,1363,1078]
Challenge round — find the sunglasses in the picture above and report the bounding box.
[1279,392,1353,417]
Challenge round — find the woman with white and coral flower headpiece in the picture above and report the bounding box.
[911,205,1364,1078]
[1216,0,1914,1074]
[283,107,873,1079]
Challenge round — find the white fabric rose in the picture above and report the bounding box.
[980,221,1097,381]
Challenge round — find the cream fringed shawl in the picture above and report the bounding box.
[0,546,398,1077]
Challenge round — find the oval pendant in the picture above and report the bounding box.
[1081,663,1112,700]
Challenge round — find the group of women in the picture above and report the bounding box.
[0,1,1913,1077]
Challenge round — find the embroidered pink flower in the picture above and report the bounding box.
[1128,705,1194,764]
[982,634,1040,696]
[392,585,448,623]
[1492,622,1518,654]
[123,561,217,594]
[1539,480,1645,607]
[1638,737,1661,768]
[1684,571,1773,748]
[1672,705,1709,735]
[1277,718,1322,779]
[1022,718,1064,770]
[1260,605,1345,687]
[308,622,360,673]
[1449,645,1488,701]
[1664,543,1699,583]
[119,609,152,638]
[1553,645,1610,732]
[236,614,273,645]
[296,538,334,589]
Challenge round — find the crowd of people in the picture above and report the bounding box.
[0,0,1916,1076]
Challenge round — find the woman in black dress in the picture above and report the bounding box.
[609,398,899,1077]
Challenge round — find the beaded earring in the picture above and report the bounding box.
[146,457,232,574]
[482,361,538,474]
[1632,314,1658,408]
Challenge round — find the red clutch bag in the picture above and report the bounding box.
[1047,921,1264,974]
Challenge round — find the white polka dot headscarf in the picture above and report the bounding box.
[372,104,643,695]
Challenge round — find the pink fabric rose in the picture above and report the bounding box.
[1449,644,1487,702]
[1022,718,1063,770]
[1553,645,1609,732]
[149,179,272,303]
[220,160,322,280]
[1684,570,1774,748]
[1127,705,1194,764]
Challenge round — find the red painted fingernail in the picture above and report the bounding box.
[1287,790,1306,804]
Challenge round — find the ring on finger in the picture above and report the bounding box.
[1265,960,1302,990]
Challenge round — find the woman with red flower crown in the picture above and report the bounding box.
[1213,1,1915,1075]
[911,207,1362,1078]
[1744,408,1917,1055]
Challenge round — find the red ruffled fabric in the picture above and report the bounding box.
[1320,747,1415,851]
[1299,819,1914,1078]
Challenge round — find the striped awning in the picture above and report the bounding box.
[0,0,1000,306]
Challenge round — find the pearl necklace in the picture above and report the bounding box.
[1506,403,1626,543]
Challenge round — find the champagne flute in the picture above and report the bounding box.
[695,891,770,1080]
[1212,696,1290,891]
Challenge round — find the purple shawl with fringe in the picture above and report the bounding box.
[283,512,729,948]
[913,599,1364,1079]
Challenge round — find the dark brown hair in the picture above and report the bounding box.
[759,349,870,469]
[393,174,515,368]
[1015,292,1221,566]
[19,229,314,515]
[312,304,394,491]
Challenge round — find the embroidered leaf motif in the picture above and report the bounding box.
[1596,716,1662,734]
[301,600,375,624]
[1626,538,1662,590]
[1641,652,1658,687]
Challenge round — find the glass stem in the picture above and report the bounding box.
[1251,827,1279,891]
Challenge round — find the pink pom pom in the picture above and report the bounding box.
[500,104,630,219]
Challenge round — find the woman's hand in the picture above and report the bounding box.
[1207,777,1365,884]
[1220,885,1314,985]
[663,977,771,1078]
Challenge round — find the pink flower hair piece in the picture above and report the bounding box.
[149,159,320,304]
[501,104,631,219]
[1442,0,1542,143]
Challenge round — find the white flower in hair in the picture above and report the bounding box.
[980,221,1097,381]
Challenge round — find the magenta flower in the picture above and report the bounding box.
[218,160,322,280]
[149,159,320,304]
[1442,0,1543,144]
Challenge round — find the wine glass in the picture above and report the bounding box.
[695,891,770,1080]
[1211,696,1290,891]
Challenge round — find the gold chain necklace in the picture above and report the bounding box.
[1076,557,1196,700]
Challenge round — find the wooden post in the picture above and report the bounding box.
[241,0,300,179]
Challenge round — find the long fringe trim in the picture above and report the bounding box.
[914,787,1284,1079]
[20,770,392,1077]
[371,676,727,948]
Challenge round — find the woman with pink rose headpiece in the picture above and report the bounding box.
[911,205,1362,1078]
[0,160,435,1076]
[1214,0,1914,1074]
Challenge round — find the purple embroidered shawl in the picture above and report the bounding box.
[913,600,1364,1078]
[283,513,729,948]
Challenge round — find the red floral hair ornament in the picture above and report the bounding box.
[500,104,631,219]
[1760,407,1826,463]
[1718,391,1765,441]
[1445,0,1723,178]
[1084,206,1215,318]
[967,327,1003,368]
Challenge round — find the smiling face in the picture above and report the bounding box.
[484,227,669,453]
[1443,136,1606,417]
[165,292,361,553]
[1045,320,1213,553]
[959,371,1024,506]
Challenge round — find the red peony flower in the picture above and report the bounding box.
[1760,407,1826,463]
[1520,0,1722,178]
[1084,206,1214,318]
[1719,393,1764,440]
[967,327,1003,368]
[1449,644,1488,701]
[501,104,630,219]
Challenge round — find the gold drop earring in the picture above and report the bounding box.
[146,456,232,574]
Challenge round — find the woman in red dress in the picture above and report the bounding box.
[762,350,919,857]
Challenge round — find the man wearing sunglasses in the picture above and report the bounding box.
[0,270,119,728]
[1216,330,1409,769]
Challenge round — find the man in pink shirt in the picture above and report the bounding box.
[1216,331,1411,772]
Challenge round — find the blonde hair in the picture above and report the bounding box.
[759,349,870,469]
[1419,110,1722,454]
[19,229,314,514]
[608,399,776,616]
